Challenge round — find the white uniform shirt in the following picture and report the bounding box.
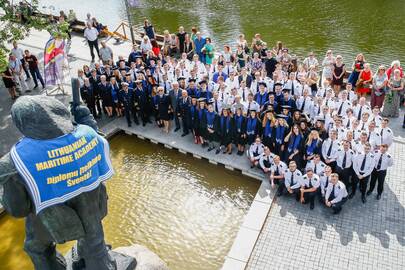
[353,152,375,177]
[336,148,354,169]
[270,161,288,175]
[296,96,314,114]
[378,127,393,147]
[353,104,372,120]
[244,100,260,114]
[320,174,332,196]
[249,143,264,159]
[259,153,276,170]
[373,151,394,171]
[11,47,24,60]
[305,160,326,176]
[284,169,303,189]
[325,181,348,203]
[301,174,321,189]
[334,99,352,116]
[321,139,340,161]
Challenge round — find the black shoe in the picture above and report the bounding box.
[276,190,283,197]
[366,190,372,196]
[376,194,381,200]
[361,196,367,204]
[142,122,146,126]
[134,121,140,125]
[250,165,254,168]
[174,127,180,132]
[25,77,31,81]
[181,133,188,137]
[33,85,38,89]
[348,192,355,199]
[215,149,220,155]
[333,208,342,215]
[310,202,314,210]
[25,89,31,93]
[207,147,213,152]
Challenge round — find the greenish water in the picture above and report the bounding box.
[130,0,405,67]
[39,0,404,67]
[0,135,259,270]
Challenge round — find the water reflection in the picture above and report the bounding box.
[105,135,259,270]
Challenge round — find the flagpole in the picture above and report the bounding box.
[124,0,136,45]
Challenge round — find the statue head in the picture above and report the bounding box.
[11,96,74,140]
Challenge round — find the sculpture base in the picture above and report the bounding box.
[65,248,137,270]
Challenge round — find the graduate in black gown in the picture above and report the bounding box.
[274,115,290,156]
[302,129,323,169]
[201,100,218,152]
[262,109,276,151]
[233,105,247,156]
[283,124,304,169]
[189,96,199,144]
[196,98,207,146]
[215,105,234,155]
[154,86,171,133]
[246,109,261,145]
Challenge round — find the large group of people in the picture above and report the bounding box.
[2,12,401,215]
[75,20,401,215]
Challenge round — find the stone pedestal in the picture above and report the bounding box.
[114,245,169,270]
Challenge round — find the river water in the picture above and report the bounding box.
[0,135,259,270]
[38,0,405,67]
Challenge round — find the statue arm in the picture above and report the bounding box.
[0,153,33,217]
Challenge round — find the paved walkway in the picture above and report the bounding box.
[246,142,405,270]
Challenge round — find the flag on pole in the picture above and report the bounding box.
[44,37,66,86]
[128,0,140,7]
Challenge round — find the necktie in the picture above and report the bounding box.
[318,106,321,114]
[308,178,313,188]
[358,106,363,120]
[254,146,259,155]
[325,176,329,187]
[331,184,335,199]
[248,102,251,112]
[338,101,344,115]
[377,153,383,170]
[290,172,294,186]
[291,80,294,95]
[342,151,347,168]
[215,101,218,113]
[314,164,317,174]
[327,140,333,157]
[222,92,224,100]
[361,122,365,130]
[301,98,306,111]
[346,119,350,128]
[360,154,367,172]
[275,165,279,175]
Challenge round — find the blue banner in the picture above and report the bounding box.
[10,125,114,214]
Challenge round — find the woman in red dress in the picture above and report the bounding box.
[356,63,373,97]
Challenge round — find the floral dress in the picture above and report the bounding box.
[382,78,404,117]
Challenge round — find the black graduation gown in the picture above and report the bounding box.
[246,117,262,145]
[233,115,247,145]
[215,116,234,146]
[201,111,218,141]
[274,125,290,157]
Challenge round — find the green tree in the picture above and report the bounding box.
[0,0,68,71]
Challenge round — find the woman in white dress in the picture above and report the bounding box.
[321,50,335,85]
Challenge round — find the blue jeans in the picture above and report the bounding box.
[30,67,45,87]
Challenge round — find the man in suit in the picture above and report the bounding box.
[169,81,182,131]
[238,67,253,88]
[177,90,191,136]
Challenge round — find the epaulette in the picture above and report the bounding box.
[321,163,325,167]
[387,154,391,158]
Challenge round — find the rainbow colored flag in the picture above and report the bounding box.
[44,38,66,86]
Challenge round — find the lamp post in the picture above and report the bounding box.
[124,0,135,44]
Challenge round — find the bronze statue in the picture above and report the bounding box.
[0,81,135,270]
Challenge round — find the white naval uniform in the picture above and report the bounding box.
[305,160,326,177]
[248,143,265,160]
[321,139,340,161]
[325,181,348,203]
[284,169,303,189]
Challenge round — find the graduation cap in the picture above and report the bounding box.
[199,80,207,84]
[264,109,274,114]
[282,88,291,93]
[276,114,289,119]
[135,80,143,84]
[249,108,257,112]
[281,105,292,110]
[134,55,143,59]
[207,99,214,105]
[292,108,302,113]
[197,97,207,103]
[121,82,129,86]
[177,76,186,81]
[258,82,267,87]
[274,82,283,86]
[190,95,197,99]
[310,127,319,131]
[315,117,325,123]
[188,78,196,83]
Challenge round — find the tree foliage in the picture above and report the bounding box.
[0,0,68,70]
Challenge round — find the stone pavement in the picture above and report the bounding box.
[246,142,405,270]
